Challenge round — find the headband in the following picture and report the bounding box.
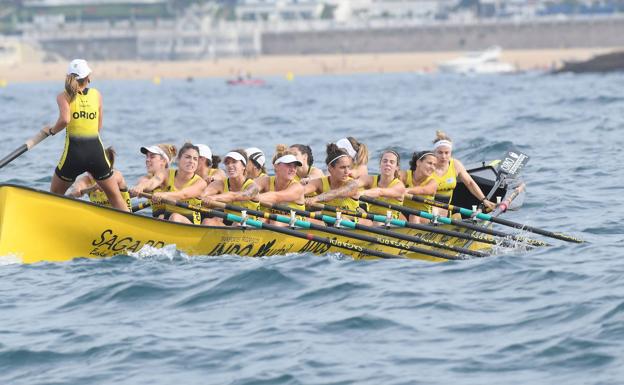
[433,140,453,150]
[328,154,349,166]
[418,152,435,161]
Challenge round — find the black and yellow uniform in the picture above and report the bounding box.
[55,88,113,182]
[404,169,435,214]
[267,176,305,216]
[366,175,403,219]
[161,169,203,224]
[319,176,360,219]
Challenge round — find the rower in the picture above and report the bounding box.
[245,147,267,179]
[336,137,369,179]
[67,146,131,210]
[304,143,367,224]
[399,150,438,224]
[255,144,306,227]
[196,144,226,184]
[360,150,406,222]
[432,131,495,214]
[201,149,260,226]
[289,144,324,185]
[150,143,207,224]
[129,143,177,219]
[45,59,129,211]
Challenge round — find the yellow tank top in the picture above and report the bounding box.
[366,176,403,218]
[404,169,435,214]
[320,176,360,216]
[66,88,100,138]
[150,174,166,218]
[223,178,260,215]
[163,169,202,224]
[269,176,305,212]
[432,158,456,203]
[88,188,131,211]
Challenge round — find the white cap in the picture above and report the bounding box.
[224,151,247,166]
[274,154,303,166]
[245,147,265,167]
[196,144,212,159]
[336,138,357,158]
[141,145,170,163]
[67,59,92,80]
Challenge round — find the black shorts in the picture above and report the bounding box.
[56,136,113,182]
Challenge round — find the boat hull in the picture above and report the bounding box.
[0,185,494,264]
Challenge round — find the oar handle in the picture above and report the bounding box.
[0,129,50,170]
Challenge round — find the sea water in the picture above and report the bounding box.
[0,72,622,384]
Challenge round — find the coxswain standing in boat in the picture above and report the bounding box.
[201,150,260,226]
[245,147,267,179]
[67,146,131,211]
[149,143,207,224]
[254,145,306,226]
[289,144,324,185]
[304,143,371,224]
[196,144,226,184]
[129,143,177,218]
[432,131,496,215]
[44,59,129,211]
[335,137,369,179]
[399,151,438,223]
[359,150,406,221]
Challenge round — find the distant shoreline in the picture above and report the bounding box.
[0,48,619,83]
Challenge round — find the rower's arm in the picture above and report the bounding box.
[97,91,103,132]
[363,180,406,199]
[163,179,207,201]
[212,182,260,203]
[309,179,359,204]
[67,175,92,197]
[259,183,304,204]
[129,170,166,196]
[456,159,495,209]
[44,93,71,135]
[405,179,437,196]
[304,178,321,195]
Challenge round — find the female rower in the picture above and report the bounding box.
[245,147,267,179]
[432,131,496,212]
[129,143,177,218]
[150,143,207,224]
[196,144,226,184]
[304,143,369,224]
[289,144,324,185]
[399,151,438,223]
[45,59,128,211]
[67,147,131,210]
[201,150,260,226]
[255,145,305,226]
[359,150,406,221]
[336,137,369,179]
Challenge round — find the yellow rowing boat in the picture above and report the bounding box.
[0,184,494,264]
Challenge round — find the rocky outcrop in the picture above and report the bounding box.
[554,51,624,73]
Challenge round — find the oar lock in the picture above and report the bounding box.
[240,210,249,228]
[384,210,393,228]
[334,211,342,228]
[289,210,297,229]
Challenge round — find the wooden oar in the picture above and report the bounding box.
[310,202,500,246]
[131,200,152,213]
[359,195,548,247]
[209,201,469,260]
[406,190,584,244]
[0,129,51,169]
[257,202,485,258]
[138,193,404,260]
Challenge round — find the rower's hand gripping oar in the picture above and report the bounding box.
[406,186,584,244]
[139,193,404,260]
[0,128,51,169]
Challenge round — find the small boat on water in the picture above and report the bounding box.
[438,46,516,74]
[226,78,266,86]
[0,158,524,264]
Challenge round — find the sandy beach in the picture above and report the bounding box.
[0,47,619,83]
